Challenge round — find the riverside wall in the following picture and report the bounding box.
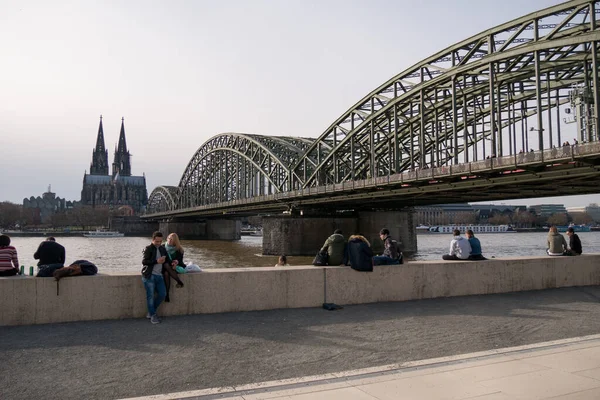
[1,255,599,326]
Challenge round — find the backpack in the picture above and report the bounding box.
[391,239,404,264]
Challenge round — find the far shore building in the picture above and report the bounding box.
[22,186,74,224]
[80,116,148,214]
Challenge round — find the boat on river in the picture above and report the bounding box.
[83,230,125,238]
[556,224,591,233]
[427,225,516,234]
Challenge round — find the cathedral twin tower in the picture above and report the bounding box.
[80,116,148,214]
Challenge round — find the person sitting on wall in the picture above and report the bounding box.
[564,227,582,256]
[319,229,347,266]
[373,228,401,265]
[346,233,373,272]
[546,226,568,256]
[0,234,20,276]
[163,233,185,302]
[34,237,66,277]
[274,255,290,267]
[466,229,487,260]
[442,229,471,260]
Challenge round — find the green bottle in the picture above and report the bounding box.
[29,266,34,276]
[20,265,24,275]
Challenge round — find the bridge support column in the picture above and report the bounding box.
[356,210,417,256]
[262,216,358,256]
[159,219,241,240]
[262,210,417,257]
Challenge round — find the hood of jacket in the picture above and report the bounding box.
[328,233,345,243]
[349,235,370,247]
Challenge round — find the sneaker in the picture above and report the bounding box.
[146,313,151,319]
[150,314,160,324]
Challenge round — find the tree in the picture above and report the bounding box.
[0,202,21,229]
[571,212,593,225]
[488,214,510,225]
[547,213,568,226]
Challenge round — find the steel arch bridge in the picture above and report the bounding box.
[147,0,600,217]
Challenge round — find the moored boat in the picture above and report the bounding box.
[83,230,125,238]
[427,225,516,234]
[556,224,591,233]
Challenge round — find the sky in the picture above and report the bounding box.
[1,0,597,209]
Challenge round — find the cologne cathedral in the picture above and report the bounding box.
[80,117,148,214]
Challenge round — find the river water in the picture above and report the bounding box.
[7,232,600,273]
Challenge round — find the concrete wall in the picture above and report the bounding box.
[110,216,159,236]
[158,219,241,240]
[2,255,599,326]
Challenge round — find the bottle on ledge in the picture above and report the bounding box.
[20,265,24,275]
[29,266,34,276]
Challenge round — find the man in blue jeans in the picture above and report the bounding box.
[141,231,168,324]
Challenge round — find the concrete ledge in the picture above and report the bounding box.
[1,256,599,326]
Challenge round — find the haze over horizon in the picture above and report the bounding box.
[2,0,597,209]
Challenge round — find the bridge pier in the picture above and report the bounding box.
[159,219,241,240]
[262,210,416,257]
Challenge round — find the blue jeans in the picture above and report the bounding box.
[142,274,166,316]
[372,255,400,266]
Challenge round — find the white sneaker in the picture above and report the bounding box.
[146,313,151,319]
[150,314,160,324]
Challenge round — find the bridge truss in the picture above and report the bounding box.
[148,0,600,216]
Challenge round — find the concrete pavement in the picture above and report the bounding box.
[3,286,600,399]
[122,334,600,399]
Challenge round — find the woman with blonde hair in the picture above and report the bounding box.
[163,233,185,302]
[547,226,568,256]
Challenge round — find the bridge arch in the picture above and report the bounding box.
[176,133,314,209]
[292,0,600,189]
[147,186,178,214]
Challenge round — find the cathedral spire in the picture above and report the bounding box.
[90,115,109,175]
[112,117,132,177]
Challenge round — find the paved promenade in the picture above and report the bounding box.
[2,286,600,399]
[125,334,600,399]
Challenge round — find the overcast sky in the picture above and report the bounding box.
[1,0,596,209]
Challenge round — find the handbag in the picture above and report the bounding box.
[312,250,329,266]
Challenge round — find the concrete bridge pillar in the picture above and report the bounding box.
[262,216,357,256]
[158,219,241,240]
[356,210,417,256]
[262,210,416,256]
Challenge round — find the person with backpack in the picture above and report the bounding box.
[372,228,402,265]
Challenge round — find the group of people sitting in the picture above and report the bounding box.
[442,229,487,261]
[310,228,403,272]
[547,226,583,256]
[0,235,98,279]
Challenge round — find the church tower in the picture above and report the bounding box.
[89,116,109,175]
[112,117,132,177]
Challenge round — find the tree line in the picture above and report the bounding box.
[0,201,125,231]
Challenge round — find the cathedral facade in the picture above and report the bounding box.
[80,117,148,214]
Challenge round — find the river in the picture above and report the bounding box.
[6,231,600,273]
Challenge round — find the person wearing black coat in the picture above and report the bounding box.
[346,234,373,272]
[566,227,583,255]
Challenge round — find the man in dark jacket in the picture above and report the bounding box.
[319,229,347,265]
[346,234,373,272]
[565,227,583,255]
[141,231,168,324]
[34,237,66,277]
[373,228,401,265]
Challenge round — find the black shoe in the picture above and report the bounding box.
[176,282,184,288]
[165,294,170,303]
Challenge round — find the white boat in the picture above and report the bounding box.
[427,225,516,234]
[83,230,125,238]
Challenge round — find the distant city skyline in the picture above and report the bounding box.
[2,0,597,209]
